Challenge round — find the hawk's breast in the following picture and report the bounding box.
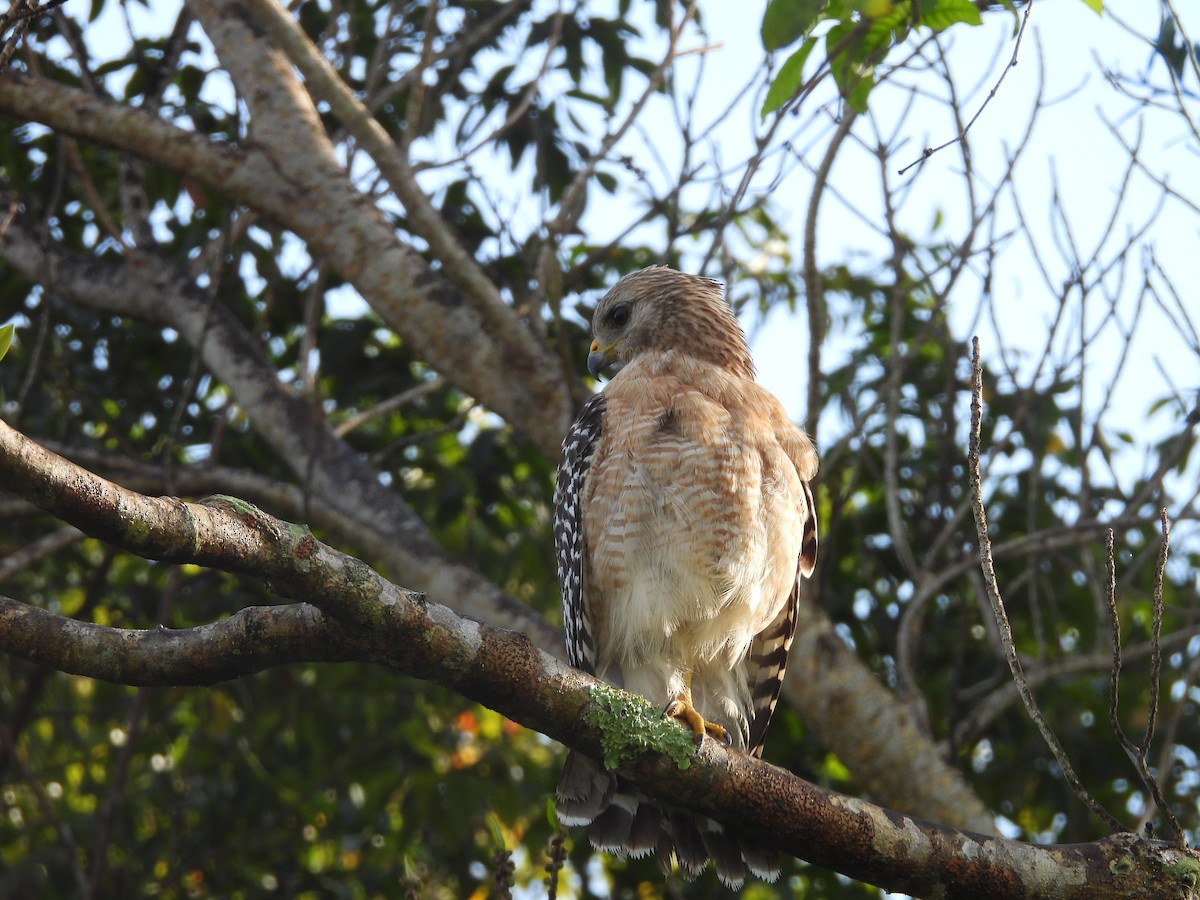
[583,358,805,673]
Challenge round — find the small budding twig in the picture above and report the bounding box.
[1106,513,1186,845]
[544,831,568,900]
[1146,511,1171,780]
[491,847,515,900]
[968,337,1124,833]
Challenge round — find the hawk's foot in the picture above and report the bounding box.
[664,695,730,746]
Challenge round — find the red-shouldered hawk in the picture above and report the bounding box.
[553,266,819,887]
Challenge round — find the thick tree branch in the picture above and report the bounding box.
[1,419,1197,898]
[0,198,558,649]
[0,70,572,454]
[0,599,359,683]
[238,0,515,328]
[784,594,994,834]
[187,0,571,452]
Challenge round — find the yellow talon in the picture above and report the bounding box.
[665,694,728,745]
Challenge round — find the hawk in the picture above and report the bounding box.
[553,266,819,886]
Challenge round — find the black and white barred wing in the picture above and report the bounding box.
[552,393,606,674]
[746,476,818,758]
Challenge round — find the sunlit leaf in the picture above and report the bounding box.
[761,0,829,51]
[761,38,819,118]
[919,0,982,30]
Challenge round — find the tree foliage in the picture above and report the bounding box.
[0,0,1198,897]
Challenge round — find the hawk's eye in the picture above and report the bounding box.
[608,304,631,329]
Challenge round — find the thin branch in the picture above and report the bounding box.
[1141,652,1200,837]
[417,9,565,172]
[969,336,1124,832]
[946,624,1200,750]
[803,111,856,425]
[0,524,85,583]
[1108,515,1186,846]
[899,0,1036,175]
[1144,511,1171,783]
[333,376,447,438]
[1,0,69,67]
[545,2,698,242]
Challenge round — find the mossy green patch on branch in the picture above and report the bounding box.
[205,494,262,517]
[289,522,313,538]
[121,516,152,545]
[1161,853,1200,889]
[583,683,696,771]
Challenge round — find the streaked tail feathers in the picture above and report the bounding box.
[555,750,780,888]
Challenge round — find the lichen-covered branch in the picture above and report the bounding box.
[2,408,1199,898]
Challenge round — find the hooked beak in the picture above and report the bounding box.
[587,338,623,380]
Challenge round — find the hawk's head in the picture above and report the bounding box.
[587,266,754,381]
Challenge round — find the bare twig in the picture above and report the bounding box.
[1,0,69,67]
[1108,516,1186,846]
[802,111,857,424]
[417,9,565,172]
[969,336,1123,832]
[947,624,1200,750]
[545,1,699,242]
[333,377,447,438]
[1144,512,1171,786]
[899,0,1037,175]
[1140,652,1200,836]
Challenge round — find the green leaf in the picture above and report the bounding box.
[761,0,829,51]
[826,8,900,113]
[919,0,982,30]
[761,38,819,118]
[0,323,13,363]
[844,70,875,113]
[1153,16,1189,77]
[865,1,911,50]
[1076,0,1103,12]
